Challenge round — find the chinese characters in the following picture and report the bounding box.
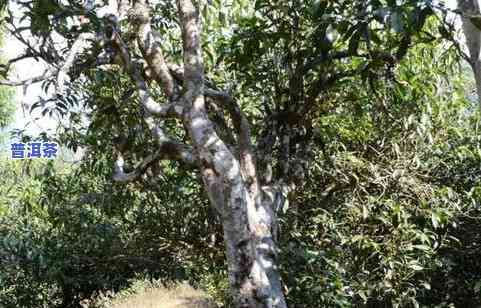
[10,142,58,159]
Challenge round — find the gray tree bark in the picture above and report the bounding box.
[458,0,481,108]
[176,1,287,306]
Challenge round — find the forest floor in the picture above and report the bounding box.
[96,283,216,308]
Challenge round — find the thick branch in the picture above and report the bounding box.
[113,150,161,182]
[109,18,193,183]
[131,0,176,99]
[113,141,195,182]
[204,88,259,185]
[111,20,183,118]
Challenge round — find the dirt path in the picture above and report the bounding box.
[108,283,216,308]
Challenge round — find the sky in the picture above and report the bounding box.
[3,5,58,135]
[0,4,80,158]
[3,0,120,137]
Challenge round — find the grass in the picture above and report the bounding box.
[94,282,217,308]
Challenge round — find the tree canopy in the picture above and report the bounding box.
[0,0,481,307]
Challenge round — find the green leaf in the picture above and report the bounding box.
[475,280,481,293]
[412,244,431,252]
[409,262,424,271]
[431,212,439,229]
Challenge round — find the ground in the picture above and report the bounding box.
[87,282,217,308]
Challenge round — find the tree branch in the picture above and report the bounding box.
[110,18,184,118]
[108,17,194,182]
[204,88,259,184]
[0,33,95,89]
[302,50,353,73]
[113,150,161,182]
[0,69,54,86]
[113,141,196,183]
[131,0,176,99]
[0,52,34,73]
[56,33,95,93]
[167,62,259,184]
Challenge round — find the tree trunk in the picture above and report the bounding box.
[183,48,288,308]
[176,0,287,306]
[473,60,481,108]
[458,0,481,108]
[217,183,287,307]
[184,92,287,307]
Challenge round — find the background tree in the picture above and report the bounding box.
[0,21,15,143]
[457,0,481,108]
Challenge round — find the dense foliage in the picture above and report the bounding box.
[1,44,481,307]
[0,0,480,307]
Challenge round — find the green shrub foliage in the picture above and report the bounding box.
[0,1,480,307]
